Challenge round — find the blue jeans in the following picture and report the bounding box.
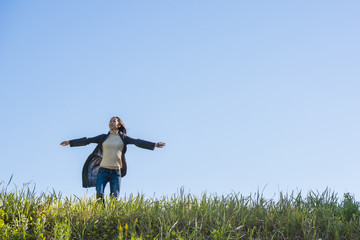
[96,167,121,200]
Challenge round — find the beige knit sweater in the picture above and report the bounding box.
[99,132,124,169]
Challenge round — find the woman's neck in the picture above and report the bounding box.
[110,129,118,134]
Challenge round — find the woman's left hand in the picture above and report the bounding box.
[155,142,166,148]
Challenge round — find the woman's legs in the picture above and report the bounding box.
[96,168,121,201]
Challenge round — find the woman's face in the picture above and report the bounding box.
[109,117,120,131]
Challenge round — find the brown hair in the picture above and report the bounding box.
[112,116,127,134]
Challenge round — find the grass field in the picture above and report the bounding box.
[0,182,359,240]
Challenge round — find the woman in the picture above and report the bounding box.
[60,116,165,200]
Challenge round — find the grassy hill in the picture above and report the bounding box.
[0,184,359,239]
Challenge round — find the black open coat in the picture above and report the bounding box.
[69,132,155,188]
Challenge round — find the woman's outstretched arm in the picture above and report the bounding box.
[60,134,107,147]
[123,134,165,150]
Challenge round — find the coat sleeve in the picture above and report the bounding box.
[69,134,106,147]
[124,135,156,150]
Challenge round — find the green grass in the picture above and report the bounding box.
[0,182,359,240]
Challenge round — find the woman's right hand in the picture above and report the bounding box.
[60,141,69,146]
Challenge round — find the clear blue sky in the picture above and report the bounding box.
[1,1,359,200]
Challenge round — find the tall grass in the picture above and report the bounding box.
[0,182,359,239]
